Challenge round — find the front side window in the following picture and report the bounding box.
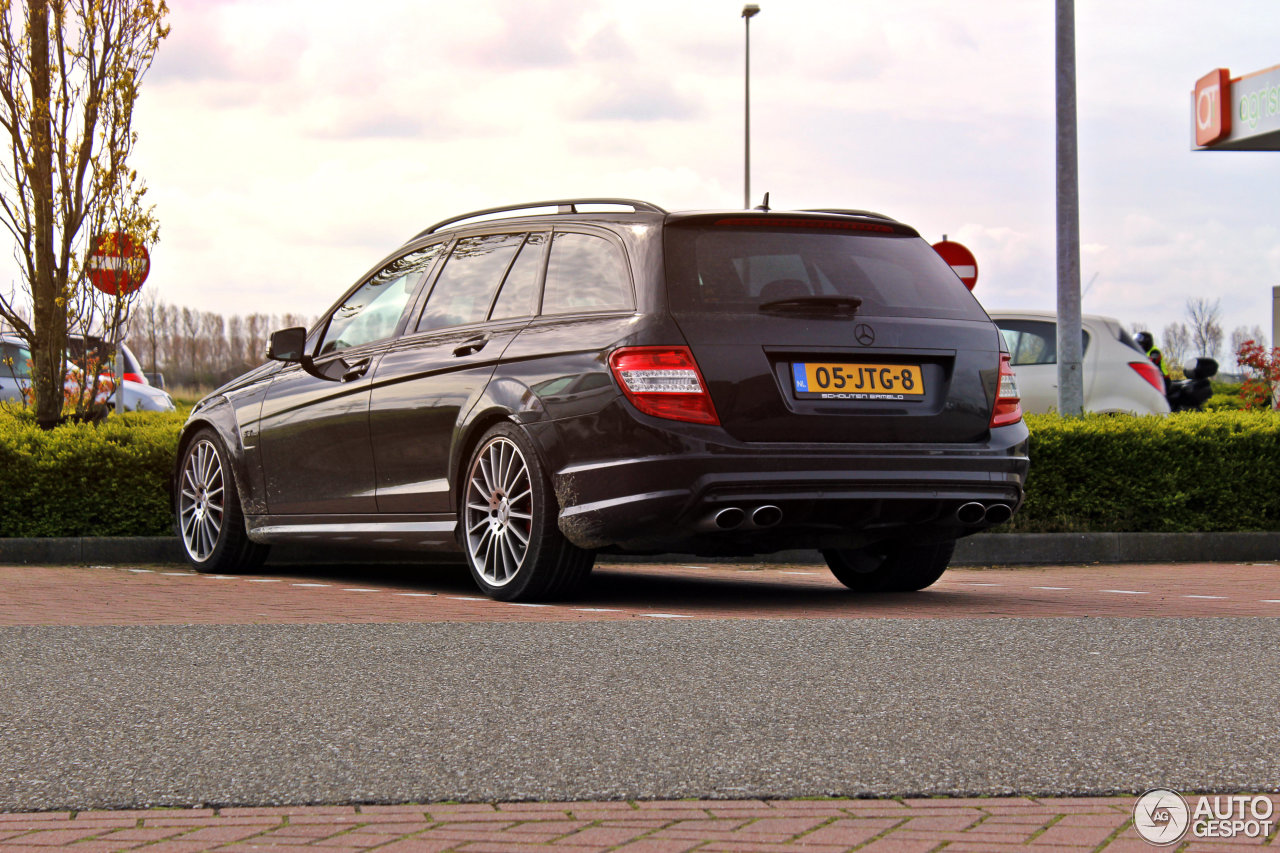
[1,342,32,379]
[319,244,442,357]
[417,233,524,332]
[540,232,632,315]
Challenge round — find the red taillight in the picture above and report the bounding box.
[608,346,720,425]
[990,354,1023,427]
[1128,361,1164,393]
[122,372,146,384]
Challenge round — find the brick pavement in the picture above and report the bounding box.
[1,561,1278,625]
[0,796,1276,851]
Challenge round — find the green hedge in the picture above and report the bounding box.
[1012,411,1280,532]
[0,408,183,537]
[0,408,1277,538]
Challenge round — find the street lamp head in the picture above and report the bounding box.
[742,4,760,19]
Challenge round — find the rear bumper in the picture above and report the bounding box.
[545,421,1030,555]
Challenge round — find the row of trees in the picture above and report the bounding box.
[128,292,309,389]
[1147,298,1268,371]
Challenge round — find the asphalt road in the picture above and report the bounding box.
[2,617,1277,811]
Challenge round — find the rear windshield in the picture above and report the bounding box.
[664,225,988,321]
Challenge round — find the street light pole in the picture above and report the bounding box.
[743,4,760,210]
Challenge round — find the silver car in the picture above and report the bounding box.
[988,311,1171,416]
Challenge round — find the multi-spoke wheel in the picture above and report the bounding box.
[822,537,955,592]
[461,423,593,601]
[175,428,269,573]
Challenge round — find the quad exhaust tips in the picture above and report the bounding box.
[956,501,1013,526]
[706,505,783,531]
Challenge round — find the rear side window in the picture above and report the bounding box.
[541,232,633,315]
[998,320,1090,366]
[664,225,987,320]
[490,233,547,321]
[418,234,523,332]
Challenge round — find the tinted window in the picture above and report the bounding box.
[490,233,547,321]
[320,244,442,356]
[418,234,523,332]
[1,342,31,378]
[664,226,987,320]
[997,320,1090,366]
[540,232,632,315]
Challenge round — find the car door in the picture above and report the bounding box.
[257,245,441,515]
[369,231,546,514]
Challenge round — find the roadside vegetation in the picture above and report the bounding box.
[1,406,1277,539]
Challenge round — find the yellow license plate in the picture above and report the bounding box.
[792,362,925,397]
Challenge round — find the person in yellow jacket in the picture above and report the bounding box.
[1134,330,1170,392]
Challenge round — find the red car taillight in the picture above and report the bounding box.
[122,372,146,384]
[990,353,1023,427]
[1128,361,1165,394]
[608,346,720,425]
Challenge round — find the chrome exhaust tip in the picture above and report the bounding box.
[984,503,1013,525]
[956,502,986,525]
[713,507,746,530]
[751,505,783,528]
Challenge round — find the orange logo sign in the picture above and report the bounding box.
[1195,68,1232,146]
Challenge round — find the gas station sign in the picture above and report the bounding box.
[1192,64,1280,151]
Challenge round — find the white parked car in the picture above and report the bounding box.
[0,333,174,412]
[987,311,1170,416]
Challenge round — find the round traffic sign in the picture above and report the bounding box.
[932,240,978,290]
[87,231,150,296]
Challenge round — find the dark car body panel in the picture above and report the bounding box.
[176,204,1029,562]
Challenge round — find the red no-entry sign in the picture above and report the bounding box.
[87,231,151,296]
[932,240,978,290]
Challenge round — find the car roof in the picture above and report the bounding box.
[986,309,1122,327]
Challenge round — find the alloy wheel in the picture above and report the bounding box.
[464,436,534,587]
[179,438,225,562]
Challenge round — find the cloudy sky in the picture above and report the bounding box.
[115,0,1280,348]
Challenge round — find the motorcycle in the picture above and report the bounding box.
[1166,357,1218,412]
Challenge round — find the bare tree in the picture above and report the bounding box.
[1162,322,1191,370]
[1186,298,1223,361]
[0,0,168,424]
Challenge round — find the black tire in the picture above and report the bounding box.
[822,538,955,592]
[460,422,594,601]
[175,428,269,573]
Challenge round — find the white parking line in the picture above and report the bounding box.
[1101,589,1148,595]
[246,579,281,583]
[645,613,693,618]
[291,583,330,588]
[1261,600,1280,604]
[507,603,550,608]
[1184,595,1225,600]
[1033,586,1072,591]
[395,592,435,597]
[575,607,622,613]
[342,588,380,593]
[128,569,153,573]
[447,596,487,601]
[205,575,236,580]
[161,572,191,576]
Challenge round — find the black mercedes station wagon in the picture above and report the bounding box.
[174,199,1029,600]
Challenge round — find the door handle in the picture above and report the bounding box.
[341,358,370,382]
[452,337,489,357]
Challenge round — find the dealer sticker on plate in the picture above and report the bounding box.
[792,362,925,401]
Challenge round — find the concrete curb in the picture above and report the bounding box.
[0,532,1277,567]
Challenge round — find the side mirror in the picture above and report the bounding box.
[267,327,307,362]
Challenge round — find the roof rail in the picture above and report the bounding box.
[416,198,668,238]
[800,208,898,222]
